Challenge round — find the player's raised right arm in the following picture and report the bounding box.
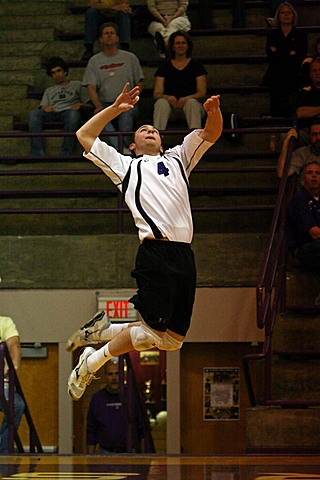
[76,83,140,152]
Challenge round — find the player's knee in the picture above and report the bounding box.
[130,324,162,352]
[158,332,183,351]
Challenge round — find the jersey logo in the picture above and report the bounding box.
[157,161,169,177]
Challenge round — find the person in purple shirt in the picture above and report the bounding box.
[287,161,320,304]
[86,358,144,453]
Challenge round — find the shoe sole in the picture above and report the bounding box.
[68,347,95,400]
[66,311,106,352]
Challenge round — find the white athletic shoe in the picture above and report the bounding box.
[68,346,96,401]
[66,311,111,352]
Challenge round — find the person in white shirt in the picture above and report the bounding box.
[67,82,222,401]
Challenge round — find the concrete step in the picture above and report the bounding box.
[0,15,83,32]
[0,85,29,100]
[0,71,36,86]
[286,268,320,306]
[0,56,41,71]
[0,1,68,15]
[0,116,14,131]
[273,311,320,351]
[0,42,48,57]
[271,356,320,400]
[0,28,54,43]
[246,407,320,453]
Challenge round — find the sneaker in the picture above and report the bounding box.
[68,346,96,400]
[154,32,166,57]
[66,311,111,352]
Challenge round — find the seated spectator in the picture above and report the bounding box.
[147,0,191,58]
[153,30,207,131]
[81,0,132,61]
[28,57,91,157]
[86,358,144,453]
[295,56,320,146]
[300,36,320,88]
[82,22,144,151]
[262,2,308,118]
[277,121,320,177]
[287,161,320,274]
[0,315,25,454]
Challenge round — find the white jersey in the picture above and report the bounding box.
[84,130,213,243]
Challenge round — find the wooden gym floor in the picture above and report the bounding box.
[0,455,320,480]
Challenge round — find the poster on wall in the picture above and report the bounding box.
[203,367,240,420]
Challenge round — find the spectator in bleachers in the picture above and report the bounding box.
[277,121,320,177]
[286,161,320,275]
[82,22,144,152]
[300,36,320,88]
[153,31,207,131]
[28,57,91,157]
[266,0,297,23]
[81,0,132,61]
[147,0,191,58]
[262,2,308,118]
[295,57,320,146]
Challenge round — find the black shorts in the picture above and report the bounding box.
[130,239,196,336]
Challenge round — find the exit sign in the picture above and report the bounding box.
[96,289,138,322]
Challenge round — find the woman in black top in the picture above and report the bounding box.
[262,2,308,117]
[153,30,207,130]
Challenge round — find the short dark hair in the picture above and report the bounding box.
[46,56,68,77]
[302,161,320,174]
[100,22,119,37]
[167,30,193,59]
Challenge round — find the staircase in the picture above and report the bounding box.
[244,140,320,453]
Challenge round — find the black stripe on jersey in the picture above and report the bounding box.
[170,155,191,204]
[135,160,163,239]
[122,161,133,196]
[186,139,206,174]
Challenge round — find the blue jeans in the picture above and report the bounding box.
[102,102,138,149]
[84,8,131,47]
[0,384,25,453]
[28,108,81,156]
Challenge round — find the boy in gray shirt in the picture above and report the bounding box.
[28,57,91,156]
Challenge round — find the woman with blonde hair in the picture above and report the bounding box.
[262,2,308,118]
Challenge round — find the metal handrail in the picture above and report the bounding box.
[243,136,297,406]
[0,342,43,453]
